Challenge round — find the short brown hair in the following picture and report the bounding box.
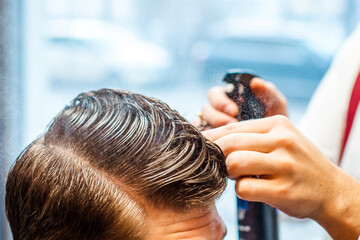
[6,89,227,240]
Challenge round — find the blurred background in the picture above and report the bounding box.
[1,0,360,239]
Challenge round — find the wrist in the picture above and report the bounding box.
[314,167,360,240]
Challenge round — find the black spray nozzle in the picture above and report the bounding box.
[223,69,266,120]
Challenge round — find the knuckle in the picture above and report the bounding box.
[276,182,291,197]
[223,122,237,133]
[281,160,295,175]
[275,132,295,148]
[273,114,289,124]
[277,135,294,147]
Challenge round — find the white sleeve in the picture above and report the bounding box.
[298,25,360,164]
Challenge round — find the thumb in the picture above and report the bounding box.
[250,78,272,100]
[250,78,288,116]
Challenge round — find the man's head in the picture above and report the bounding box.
[6,89,227,240]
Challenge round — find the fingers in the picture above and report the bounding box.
[251,78,281,100]
[214,133,273,156]
[226,151,276,179]
[250,78,270,97]
[235,177,279,204]
[250,78,288,117]
[204,80,288,128]
[203,115,291,142]
[201,104,238,127]
[202,116,275,141]
[207,86,238,117]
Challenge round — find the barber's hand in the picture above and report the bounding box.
[201,78,288,127]
[203,115,360,240]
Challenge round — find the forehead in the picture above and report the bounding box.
[146,204,227,240]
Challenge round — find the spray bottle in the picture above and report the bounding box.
[223,69,278,240]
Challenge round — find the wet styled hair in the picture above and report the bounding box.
[6,89,227,240]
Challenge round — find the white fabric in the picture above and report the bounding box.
[299,24,360,180]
